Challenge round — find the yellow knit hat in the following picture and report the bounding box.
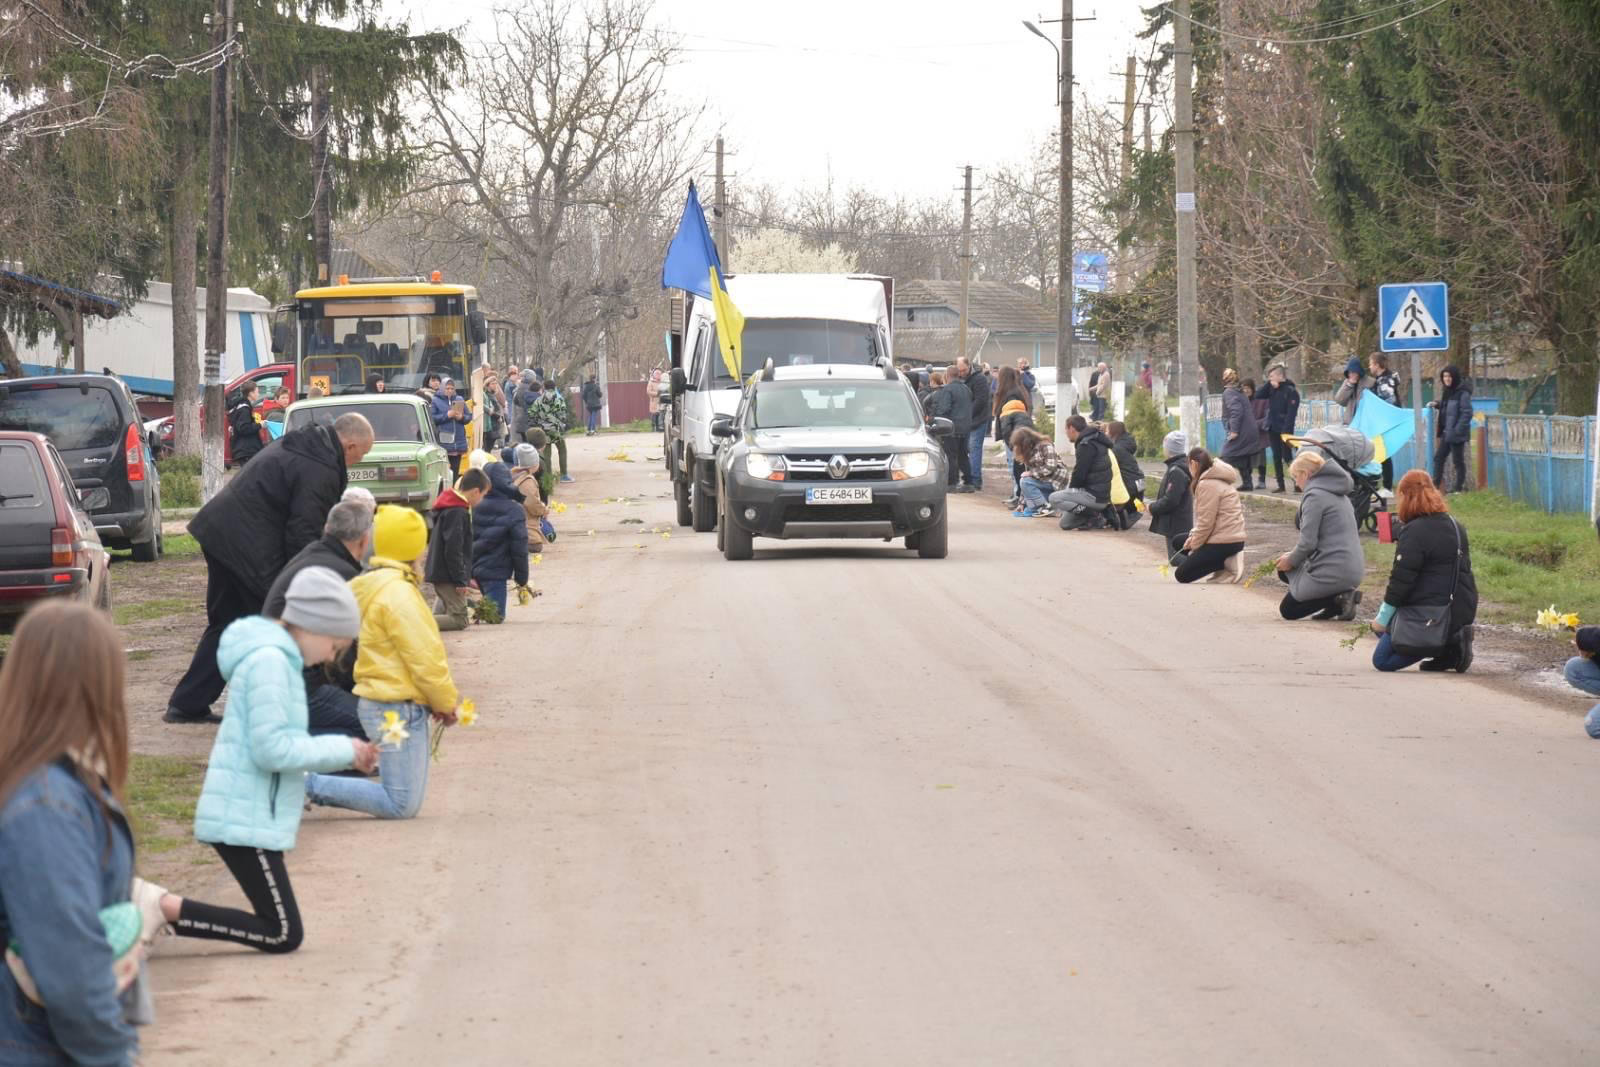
[373,504,427,563]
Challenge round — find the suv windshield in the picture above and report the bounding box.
[714,319,883,384]
[751,381,921,430]
[287,403,424,443]
[0,383,122,451]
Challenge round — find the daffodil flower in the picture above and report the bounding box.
[660,532,671,540]
[1536,605,1562,630]
[1158,563,1171,578]
[586,529,596,536]
[1561,612,1581,629]
[458,699,478,727]
[378,710,409,747]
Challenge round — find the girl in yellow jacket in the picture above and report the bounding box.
[304,506,462,819]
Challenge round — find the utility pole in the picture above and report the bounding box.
[1174,0,1202,450]
[201,0,235,502]
[1118,56,1135,295]
[958,165,972,366]
[714,136,730,270]
[311,65,332,283]
[1055,0,1074,449]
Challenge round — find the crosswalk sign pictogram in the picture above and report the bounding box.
[1378,282,1449,352]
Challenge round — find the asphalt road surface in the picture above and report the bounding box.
[146,431,1598,1065]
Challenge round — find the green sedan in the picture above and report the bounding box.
[284,394,452,514]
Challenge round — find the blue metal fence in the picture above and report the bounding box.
[1201,396,1596,515]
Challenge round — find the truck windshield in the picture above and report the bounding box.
[713,319,883,384]
[750,381,921,430]
[299,295,468,396]
[286,403,425,443]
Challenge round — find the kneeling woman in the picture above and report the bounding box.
[1274,450,1365,620]
[1010,427,1070,518]
[1174,448,1247,583]
[1370,471,1478,672]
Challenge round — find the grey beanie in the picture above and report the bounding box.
[520,369,536,386]
[280,566,361,639]
[513,443,541,471]
[1162,430,1188,458]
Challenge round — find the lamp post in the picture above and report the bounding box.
[1023,9,1072,449]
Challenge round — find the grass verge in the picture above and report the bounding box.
[127,754,206,855]
[161,533,201,558]
[600,418,652,433]
[114,597,198,626]
[156,455,201,508]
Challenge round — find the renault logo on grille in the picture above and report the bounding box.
[827,454,851,480]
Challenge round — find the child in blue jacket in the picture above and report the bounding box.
[147,567,378,953]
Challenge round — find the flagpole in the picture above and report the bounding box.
[1410,352,1424,473]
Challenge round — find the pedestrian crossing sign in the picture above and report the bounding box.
[1378,282,1449,352]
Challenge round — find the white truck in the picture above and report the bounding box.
[662,273,894,531]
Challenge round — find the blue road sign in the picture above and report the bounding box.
[1378,282,1449,352]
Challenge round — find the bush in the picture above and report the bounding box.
[157,456,200,508]
[1034,406,1054,441]
[1124,387,1169,458]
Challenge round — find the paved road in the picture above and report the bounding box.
[146,432,1597,1065]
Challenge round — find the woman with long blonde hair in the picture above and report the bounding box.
[0,602,147,1064]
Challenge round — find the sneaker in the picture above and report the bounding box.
[130,877,171,942]
[1226,553,1246,583]
[1036,504,1056,518]
[1012,507,1039,518]
[560,475,574,483]
[1003,496,1021,509]
[163,706,221,725]
[1335,589,1363,622]
[1453,625,1475,673]
[1272,484,1287,494]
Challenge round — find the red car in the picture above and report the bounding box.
[0,431,112,632]
[151,363,296,466]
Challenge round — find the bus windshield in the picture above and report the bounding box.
[299,295,469,396]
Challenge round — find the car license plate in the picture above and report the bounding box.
[348,467,380,482]
[806,486,872,505]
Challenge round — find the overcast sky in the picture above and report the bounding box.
[406,1,1158,204]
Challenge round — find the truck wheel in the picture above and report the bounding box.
[130,504,162,562]
[916,510,948,559]
[674,477,692,527]
[722,513,753,560]
[904,531,922,551]
[691,480,716,533]
[716,496,726,551]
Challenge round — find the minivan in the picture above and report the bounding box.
[0,374,163,560]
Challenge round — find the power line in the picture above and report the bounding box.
[1165,0,1450,47]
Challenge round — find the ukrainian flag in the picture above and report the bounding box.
[709,267,744,382]
[1349,390,1415,469]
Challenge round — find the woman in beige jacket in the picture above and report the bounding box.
[1174,448,1247,584]
[506,443,551,551]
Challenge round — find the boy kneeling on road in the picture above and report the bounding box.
[427,468,490,632]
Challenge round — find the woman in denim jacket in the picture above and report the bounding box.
[0,603,147,1066]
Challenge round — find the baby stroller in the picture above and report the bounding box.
[1293,426,1387,533]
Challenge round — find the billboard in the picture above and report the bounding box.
[1072,251,1108,342]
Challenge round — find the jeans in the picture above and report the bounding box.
[1091,396,1106,421]
[966,426,987,488]
[478,579,507,620]
[1019,476,1055,509]
[170,552,263,716]
[305,700,432,819]
[586,409,600,433]
[1049,487,1099,514]
[307,684,363,739]
[941,436,970,487]
[1562,657,1600,738]
[1432,439,1468,492]
[1372,632,1425,672]
[433,583,469,632]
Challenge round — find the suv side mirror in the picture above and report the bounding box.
[928,417,954,437]
[709,415,737,439]
[670,367,689,397]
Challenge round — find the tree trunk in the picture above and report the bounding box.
[0,327,20,378]
[170,133,201,458]
[1352,285,1378,359]
[1554,294,1598,416]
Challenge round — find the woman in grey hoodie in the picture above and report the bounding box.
[1274,450,1365,620]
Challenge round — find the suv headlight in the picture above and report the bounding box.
[889,451,932,481]
[744,453,787,481]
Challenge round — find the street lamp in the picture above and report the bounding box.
[1023,12,1073,450]
[1021,21,1061,107]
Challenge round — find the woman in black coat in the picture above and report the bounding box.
[1219,368,1261,490]
[1370,471,1478,673]
[1429,364,1474,493]
[1255,364,1300,493]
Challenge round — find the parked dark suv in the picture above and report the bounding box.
[713,361,951,560]
[0,431,112,632]
[0,374,163,560]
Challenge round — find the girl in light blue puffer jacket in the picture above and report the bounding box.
[144,568,378,954]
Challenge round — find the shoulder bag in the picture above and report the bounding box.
[1389,517,1461,657]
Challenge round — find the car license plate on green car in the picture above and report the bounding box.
[348,467,379,482]
[806,486,871,504]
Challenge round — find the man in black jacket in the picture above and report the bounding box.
[164,413,374,724]
[259,498,373,737]
[1049,415,1114,526]
[956,358,991,492]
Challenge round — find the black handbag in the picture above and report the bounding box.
[1389,517,1461,657]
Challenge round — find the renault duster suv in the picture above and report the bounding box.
[712,362,951,560]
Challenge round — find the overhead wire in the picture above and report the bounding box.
[1165,0,1450,47]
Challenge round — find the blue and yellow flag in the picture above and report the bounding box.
[709,267,743,381]
[1349,390,1415,467]
[661,182,723,299]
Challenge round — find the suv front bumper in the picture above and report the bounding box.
[723,470,946,540]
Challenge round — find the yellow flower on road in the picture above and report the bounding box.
[1158,563,1171,578]
[378,710,409,746]
[660,532,671,540]
[552,502,567,514]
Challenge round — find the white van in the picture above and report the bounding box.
[664,274,894,531]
